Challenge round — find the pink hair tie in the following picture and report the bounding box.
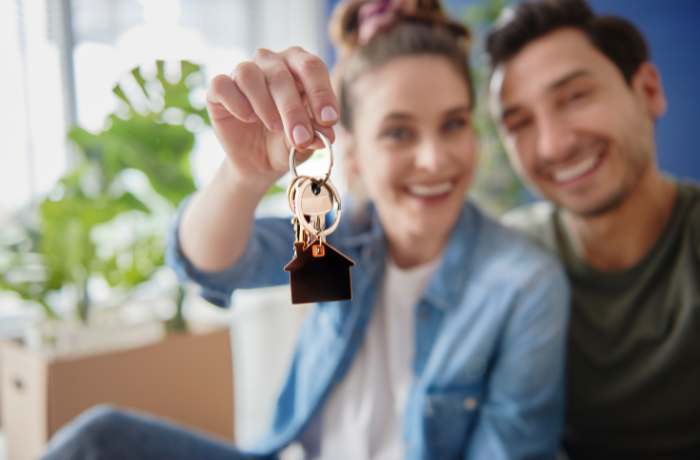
[357,0,406,45]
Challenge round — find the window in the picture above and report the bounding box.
[0,0,68,217]
[1,0,327,218]
[1,0,328,443]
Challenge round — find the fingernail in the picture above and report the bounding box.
[320,106,338,123]
[292,125,311,145]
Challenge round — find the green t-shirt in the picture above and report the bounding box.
[504,182,700,460]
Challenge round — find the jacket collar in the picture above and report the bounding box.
[335,200,482,312]
[334,201,385,249]
[422,203,480,311]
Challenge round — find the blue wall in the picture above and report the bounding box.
[325,0,700,180]
[588,0,700,181]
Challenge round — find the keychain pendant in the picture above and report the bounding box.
[284,240,355,304]
[284,130,355,305]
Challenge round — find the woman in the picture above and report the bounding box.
[42,1,568,459]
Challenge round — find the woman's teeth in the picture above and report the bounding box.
[407,181,454,197]
[552,154,601,183]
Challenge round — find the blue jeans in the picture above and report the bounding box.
[41,405,266,460]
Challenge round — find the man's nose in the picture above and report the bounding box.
[536,114,576,163]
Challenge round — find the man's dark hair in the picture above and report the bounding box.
[486,0,649,84]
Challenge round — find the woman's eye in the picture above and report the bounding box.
[443,117,467,133]
[381,126,413,141]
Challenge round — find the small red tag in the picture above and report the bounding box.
[311,243,325,258]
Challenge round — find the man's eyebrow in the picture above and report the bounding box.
[548,69,592,92]
[500,69,592,121]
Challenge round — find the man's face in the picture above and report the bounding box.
[491,28,666,217]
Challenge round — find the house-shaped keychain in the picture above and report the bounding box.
[284,240,355,304]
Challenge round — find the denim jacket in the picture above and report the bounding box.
[167,201,570,460]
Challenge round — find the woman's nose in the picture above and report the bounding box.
[414,140,447,172]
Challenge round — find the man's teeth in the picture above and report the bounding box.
[552,155,600,183]
[408,182,453,197]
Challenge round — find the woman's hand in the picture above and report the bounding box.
[207,46,339,189]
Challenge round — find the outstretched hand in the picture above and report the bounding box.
[206,46,339,188]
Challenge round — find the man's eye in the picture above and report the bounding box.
[564,90,590,105]
[506,117,532,133]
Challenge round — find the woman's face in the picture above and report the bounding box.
[348,55,476,243]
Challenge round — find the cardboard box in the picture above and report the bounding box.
[0,309,34,429]
[1,327,234,460]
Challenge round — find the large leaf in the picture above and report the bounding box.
[103,115,197,205]
[98,234,165,288]
[69,121,196,206]
[38,192,150,294]
[115,60,209,125]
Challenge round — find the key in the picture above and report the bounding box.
[284,131,355,305]
[299,179,333,216]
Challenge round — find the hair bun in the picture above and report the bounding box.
[329,0,470,57]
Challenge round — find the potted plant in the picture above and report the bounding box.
[462,0,530,216]
[0,60,234,460]
[1,60,206,339]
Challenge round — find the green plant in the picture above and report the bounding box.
[0,60,209,332]
[462,0,530,216]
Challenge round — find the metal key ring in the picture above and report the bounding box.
[288,130,334,183]
[294,176,342,239]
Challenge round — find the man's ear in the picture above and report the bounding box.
[632,62,667,119]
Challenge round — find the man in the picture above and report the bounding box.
[486,0,700,459]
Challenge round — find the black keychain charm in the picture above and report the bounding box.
[284,131,355,304]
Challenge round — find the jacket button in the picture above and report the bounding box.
[464,397,478,411]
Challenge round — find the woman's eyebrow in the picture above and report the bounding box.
[382,112,414,122]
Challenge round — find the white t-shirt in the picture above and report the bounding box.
[293,257,438,460]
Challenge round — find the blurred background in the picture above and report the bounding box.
[0,0,698,458]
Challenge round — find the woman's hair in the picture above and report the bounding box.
[329,0,474,132]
